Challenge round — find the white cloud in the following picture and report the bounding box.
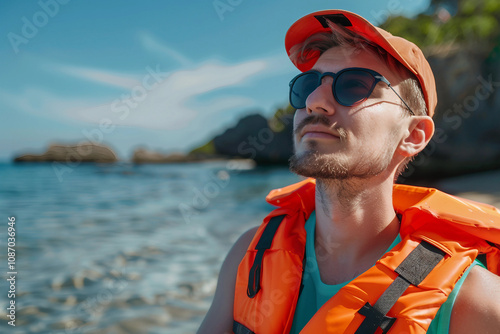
[50,64,141,89]
[74,59,268,130]
[2,55,280,151]
[137,31,192,67]
[3,58,270,126]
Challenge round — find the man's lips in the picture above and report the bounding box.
[300,125,340,140]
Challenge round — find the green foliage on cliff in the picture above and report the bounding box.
[189,140,216,155]
[380,0,500,48]
[268,104,295,132]
[189,103,296,155]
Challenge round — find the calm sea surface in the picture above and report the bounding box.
[0,161,301,334]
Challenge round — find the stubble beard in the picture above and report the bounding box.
[289,115,401,211]
[289,113,399,180]
[289,133,397,181]
[289,141,350,179]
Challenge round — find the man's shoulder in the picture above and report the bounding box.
[196,225,259,334]
[225,226,260,266]
[234,226,259,253]
[449,265,500,334]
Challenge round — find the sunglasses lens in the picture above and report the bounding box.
[289,69,379,109]
[335,70,376,106]
[290,72,319,109]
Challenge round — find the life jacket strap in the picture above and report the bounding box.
[355,241,446,334]
[233,320,255,334]
[358,302,397,334]
[247,214,286,298]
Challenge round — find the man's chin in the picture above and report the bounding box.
[288,152,349,180]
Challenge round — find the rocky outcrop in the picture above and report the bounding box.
[212,113,294,164]
[14,142,118,163]
[131,147,223,163]
[132,148,189,163]
[398,44,500,181]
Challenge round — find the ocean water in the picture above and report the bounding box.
[0,161,301,334]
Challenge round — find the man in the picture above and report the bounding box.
[198,9,500,334]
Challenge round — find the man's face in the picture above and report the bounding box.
[290,46,409,180]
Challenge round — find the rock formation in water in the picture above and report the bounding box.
[211,113,294,164]
[131,147,225,163]
[14,142,118,163]
[131,148,189,163]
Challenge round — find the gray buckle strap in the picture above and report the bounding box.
[233,320,255,334]
[355,241,446,334]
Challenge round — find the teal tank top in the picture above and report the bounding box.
[290,211,483,333]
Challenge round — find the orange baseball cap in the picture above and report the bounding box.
[285,10,437,117]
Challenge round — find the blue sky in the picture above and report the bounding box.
[0,0,430,161]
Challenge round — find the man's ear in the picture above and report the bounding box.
[397,116,435,157]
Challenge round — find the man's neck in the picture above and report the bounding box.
[313,176,400,284]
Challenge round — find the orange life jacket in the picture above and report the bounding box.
[233,178,500,334]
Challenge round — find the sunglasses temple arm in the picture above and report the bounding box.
[387,84,415,116]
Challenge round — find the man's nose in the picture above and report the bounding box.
[305,77,337,116]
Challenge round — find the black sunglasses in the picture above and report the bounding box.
[289,67,414,115]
